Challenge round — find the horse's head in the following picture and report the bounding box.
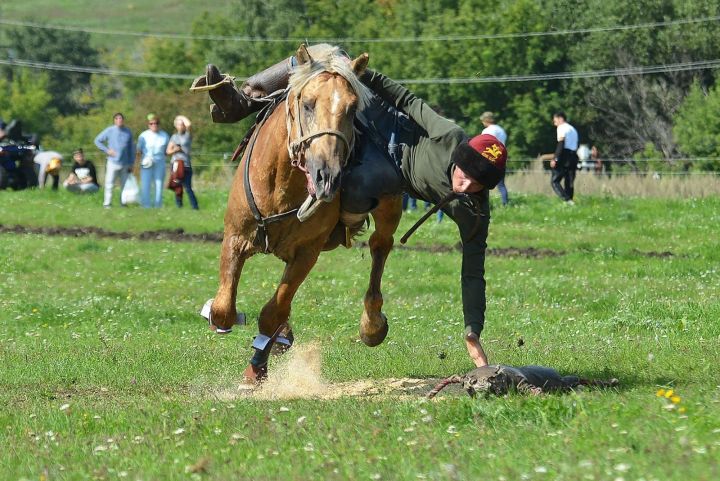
[287,44,369,203]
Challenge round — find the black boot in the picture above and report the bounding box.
[190,59,293,124]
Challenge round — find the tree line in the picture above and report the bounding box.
[2,0,720,171]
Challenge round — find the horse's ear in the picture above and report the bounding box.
[351,52,369,76]
[296,44,313,65]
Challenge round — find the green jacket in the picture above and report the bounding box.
[361,70,491,336]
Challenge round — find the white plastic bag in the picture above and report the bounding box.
[121,174,140,205]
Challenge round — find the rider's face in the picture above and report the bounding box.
[452,166,484,194]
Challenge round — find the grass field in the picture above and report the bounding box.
[1,1,233,54]
[1,188,719,480]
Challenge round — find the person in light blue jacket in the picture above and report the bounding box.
[94,112,135,208]
[136,113,170,208]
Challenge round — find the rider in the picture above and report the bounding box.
[192,50,506,368]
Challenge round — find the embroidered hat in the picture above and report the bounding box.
[451,134,507,189]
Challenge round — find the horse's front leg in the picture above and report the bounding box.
[209,233,254,332]
[244,246,323,382]
[360,195,402,347]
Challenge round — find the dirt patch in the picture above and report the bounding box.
[1,223,677,258]
[631,248,675,258]
[0,224,222,243]
[213,343,447,401]
[356,240,565,257]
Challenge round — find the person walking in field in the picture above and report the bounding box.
[94,112,135,208]
[137,114,170,208]
[480,111,509,206]
[193,49,506,367]
[550,111,579,205]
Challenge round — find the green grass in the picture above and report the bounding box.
[1,1,233,53]
[1,189,719,480]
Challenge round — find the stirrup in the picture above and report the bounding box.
[189,72,235,93]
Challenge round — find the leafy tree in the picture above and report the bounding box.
[567,0,720,160]
[673,81,720,171]
[3,26,100,115]
[0,70,55,138]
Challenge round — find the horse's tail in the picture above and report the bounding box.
[427,375,464,399]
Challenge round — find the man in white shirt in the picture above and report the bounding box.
[480,111,509,205]
[550,111,579,205]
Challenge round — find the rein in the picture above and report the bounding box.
[400,192,487,245]
[241,89,300,253]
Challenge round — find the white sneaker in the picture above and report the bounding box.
[566,200,576,206]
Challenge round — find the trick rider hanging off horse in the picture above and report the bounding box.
[192,44,507,382]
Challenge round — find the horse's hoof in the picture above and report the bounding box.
[243,363,268,384]
[359,313,389,347]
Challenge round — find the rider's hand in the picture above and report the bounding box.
[465,332,488,368]
[550,159,557,169]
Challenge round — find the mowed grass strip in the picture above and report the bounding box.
[1,191,719,480]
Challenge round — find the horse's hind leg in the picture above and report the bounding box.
[360,195,402,347]
[245,246,323,382]
[210,234,254,332]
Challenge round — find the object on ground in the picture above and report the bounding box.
[427,364,618,398]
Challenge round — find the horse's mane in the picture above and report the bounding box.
[288,44,370,106]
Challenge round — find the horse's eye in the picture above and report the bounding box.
[303,100,315,113]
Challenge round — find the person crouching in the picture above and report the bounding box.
[64,148,99,194]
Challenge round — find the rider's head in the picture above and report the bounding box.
[451,133,507,193]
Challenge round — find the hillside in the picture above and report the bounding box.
[0,1,234,52]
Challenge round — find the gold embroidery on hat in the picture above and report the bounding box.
[481,144,503,163]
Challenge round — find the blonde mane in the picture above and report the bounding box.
[288,44,370,106]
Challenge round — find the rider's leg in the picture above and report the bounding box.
[190,58,294,123]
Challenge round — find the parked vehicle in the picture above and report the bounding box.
[0,120,39,190]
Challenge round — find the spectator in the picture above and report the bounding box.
[33,150,63,190]
[94,112,135,208]
[0,120,6,141]
[480,111,509,206]
[550,111,579,205]
[64,148,99,194]
[402,192,417,212]
[166,115,199,209]
[592,145,611,178]
[137,114,170,208]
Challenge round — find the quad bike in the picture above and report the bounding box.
[0,119,39,190]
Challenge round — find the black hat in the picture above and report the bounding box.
[451,134,507,189]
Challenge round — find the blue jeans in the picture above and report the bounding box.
[175,167,199,209]
[140,160,166,208]
[496,175,509,205]
[402,193,417,211]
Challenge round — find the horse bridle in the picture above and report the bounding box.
[241,78,356,253]
[285,79,355,224]
[285,90,355,169]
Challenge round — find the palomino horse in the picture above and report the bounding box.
[206,44,403,382]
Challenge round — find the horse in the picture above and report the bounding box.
[205,44,403,382]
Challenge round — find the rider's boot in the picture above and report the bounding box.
[324,211,369,250]
[190,58,293,124]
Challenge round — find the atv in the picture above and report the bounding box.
[0,119,39,190]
